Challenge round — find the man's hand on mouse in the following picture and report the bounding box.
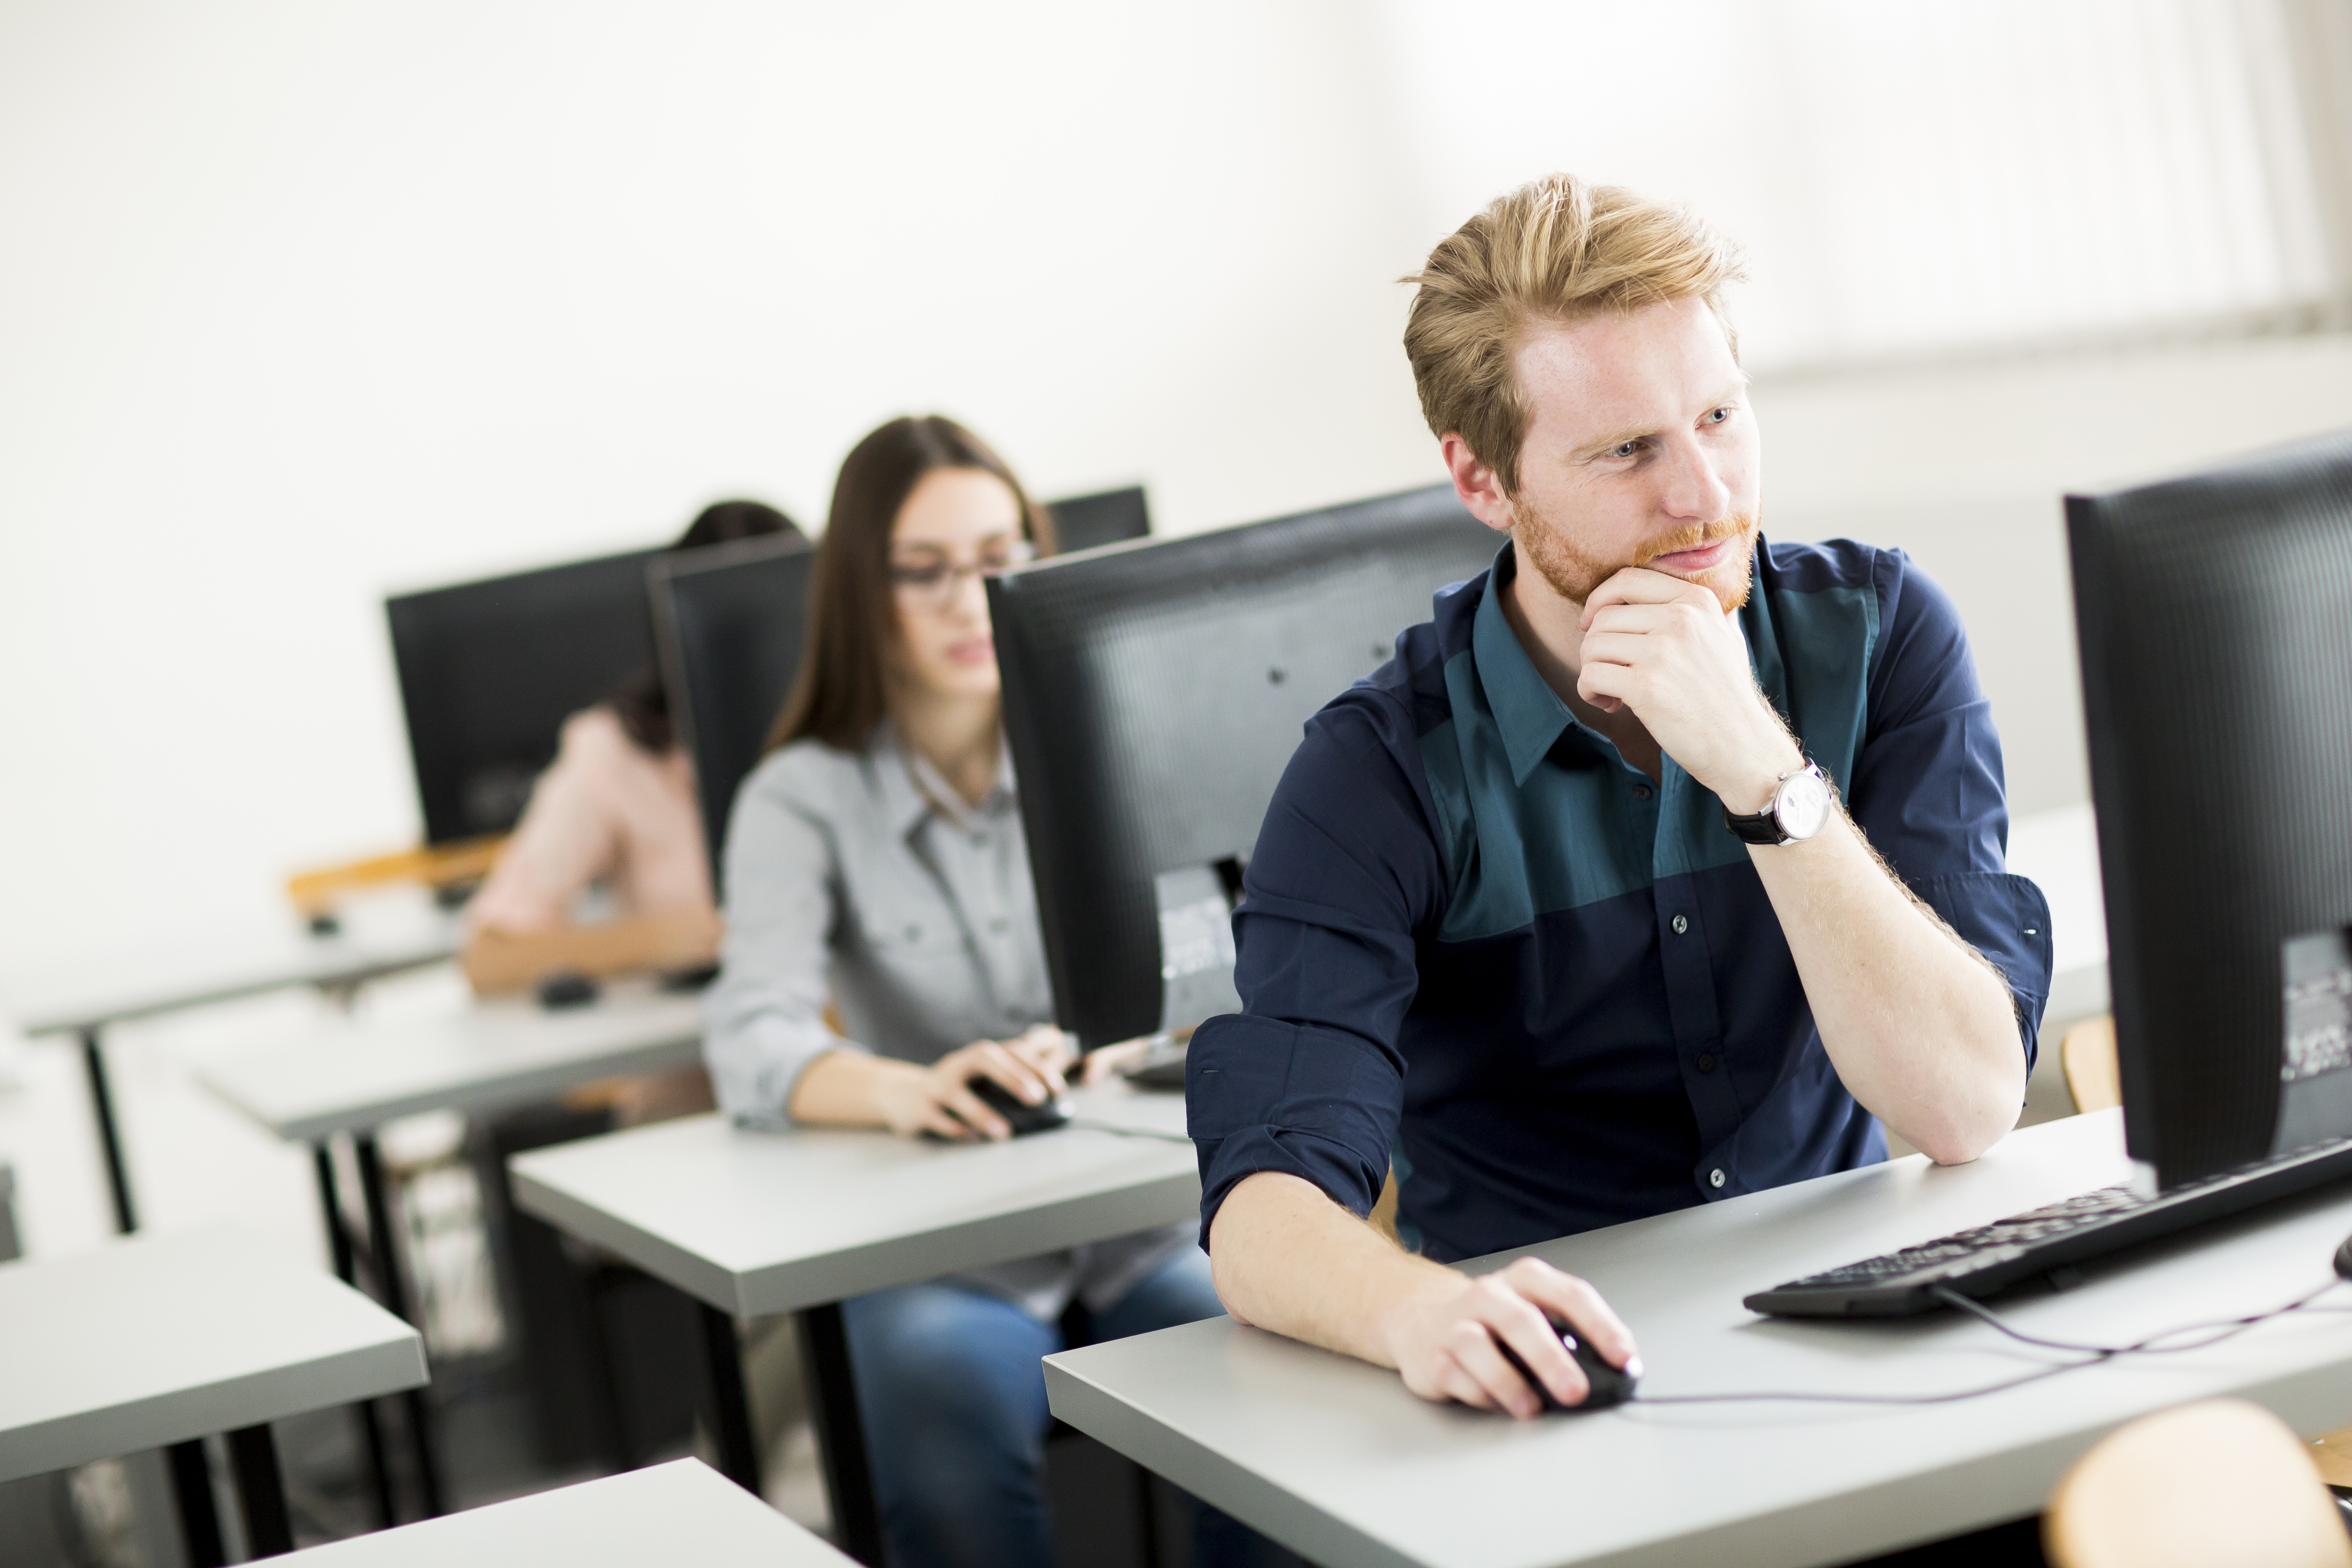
[1574,568,1800,814]
[1374,1255,1638,1420]
[877,1026,1074,1142]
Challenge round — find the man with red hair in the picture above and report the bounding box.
[1187,174,2051,1417]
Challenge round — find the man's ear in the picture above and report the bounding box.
[1440,433,1515,536]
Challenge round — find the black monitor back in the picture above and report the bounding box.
[1046,486,1151,554]
[2067,430,2352,1188]
[647,533,820,891]
[387,548,664,844]
[989,482,1497,1048]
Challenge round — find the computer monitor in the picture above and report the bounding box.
[386,548,665,844]
[1045,486,1151,554]
[987,481,1498,1049]
[2068,428,2352,1190]
[646,533,820,891]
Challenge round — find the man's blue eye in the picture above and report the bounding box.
[1613,442,1639,458]
[1705,407,1731,425]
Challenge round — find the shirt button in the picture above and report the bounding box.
[1697,1052,1716,1074]
[1671,914,1689,935]
[904,924,922,943]
[1710,1168,1726,1189]
[1631,783,1653,802]
[989,918,1009,934]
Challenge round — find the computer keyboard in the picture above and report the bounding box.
[1115,1031,1189,1091]
[1746,1136,2352,1317]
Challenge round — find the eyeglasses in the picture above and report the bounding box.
[888,540,1036,607]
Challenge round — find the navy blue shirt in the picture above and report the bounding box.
[1188,538,2053,1264]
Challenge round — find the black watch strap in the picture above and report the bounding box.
[1721,795,1788,846]
[1724,759,1811,846]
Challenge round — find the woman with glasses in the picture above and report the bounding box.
[704,416,1255,1568]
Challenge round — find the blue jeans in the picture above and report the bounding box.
[841,1247,1287,1568]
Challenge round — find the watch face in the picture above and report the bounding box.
[1774,767,1834,841]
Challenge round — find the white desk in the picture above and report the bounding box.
[195,983,706,1524]
[1044,1110,2352,1568]
[8,916,461,1044]
[508,1081,1198,1564]
[1,902,461,1237]
[198,984,704,1143]
[508,1078,1194,1315]
[0,1226,425,1560]
[276,1459,851,1565]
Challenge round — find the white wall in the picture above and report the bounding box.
[1755,331,2352,815]
[0,0,1443,984]
[4,0,2351,998]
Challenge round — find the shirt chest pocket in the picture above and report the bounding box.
[855,909,977,1002]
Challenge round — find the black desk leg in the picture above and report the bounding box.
[227,1423,294,1557]
[696,1301,762,1490]
[353,1133,445,1518]
[313,1142,399,1528]
[79,1028,137,1234]
[797,1301,885,1567]
[166,1438,226,1568]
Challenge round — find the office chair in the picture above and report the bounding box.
[2044,1399,2352,1568]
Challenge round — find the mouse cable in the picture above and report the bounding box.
[1062,1118,1194,1145]
[1627,1277,2343,1410]
[1924,1278,2344,1356]
[1631,1356,2093,1408]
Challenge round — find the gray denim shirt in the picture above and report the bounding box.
[704,721,1187,1319]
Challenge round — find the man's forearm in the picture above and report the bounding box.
[1207,1170,1461,1363]
[1208,1169,1642,1416]
[1748,811,2024,1163]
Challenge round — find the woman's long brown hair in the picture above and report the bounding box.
[766,415,1056,754]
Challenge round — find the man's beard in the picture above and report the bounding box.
[1514,501,1761,611]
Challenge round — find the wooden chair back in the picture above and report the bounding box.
[2060,1014,2122,1114]
[2045,1399,2352,1568]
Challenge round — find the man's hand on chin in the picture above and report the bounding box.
[1574,567,1800,811]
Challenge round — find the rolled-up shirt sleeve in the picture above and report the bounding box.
[1846,551,2055,1071]
[1188,693,1447,1248]
[703,766,865,1128]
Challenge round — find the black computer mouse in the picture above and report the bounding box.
[2334,1232,2352,1281]
[535,969,600,1010]
[1493,1322,1641,1412]
[967,1075,1071,1136]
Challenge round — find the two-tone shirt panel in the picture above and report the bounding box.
[1189,537,2054,1265]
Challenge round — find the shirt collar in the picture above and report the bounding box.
[1473,539,1773,788]
[874,718,1018,840]
[1472,541,1580,787]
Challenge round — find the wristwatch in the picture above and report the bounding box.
[1722,760,1834,846]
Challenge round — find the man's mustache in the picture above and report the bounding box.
[1631,515,1757,569]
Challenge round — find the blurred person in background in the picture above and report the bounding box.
[466,499,802,939]
[464,499,799,1124]
[705,415,1277,1568]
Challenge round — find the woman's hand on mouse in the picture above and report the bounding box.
[875,1030,1071,1142]
[1376,1256,1638,1420]
[1003,1025,1077,1081]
